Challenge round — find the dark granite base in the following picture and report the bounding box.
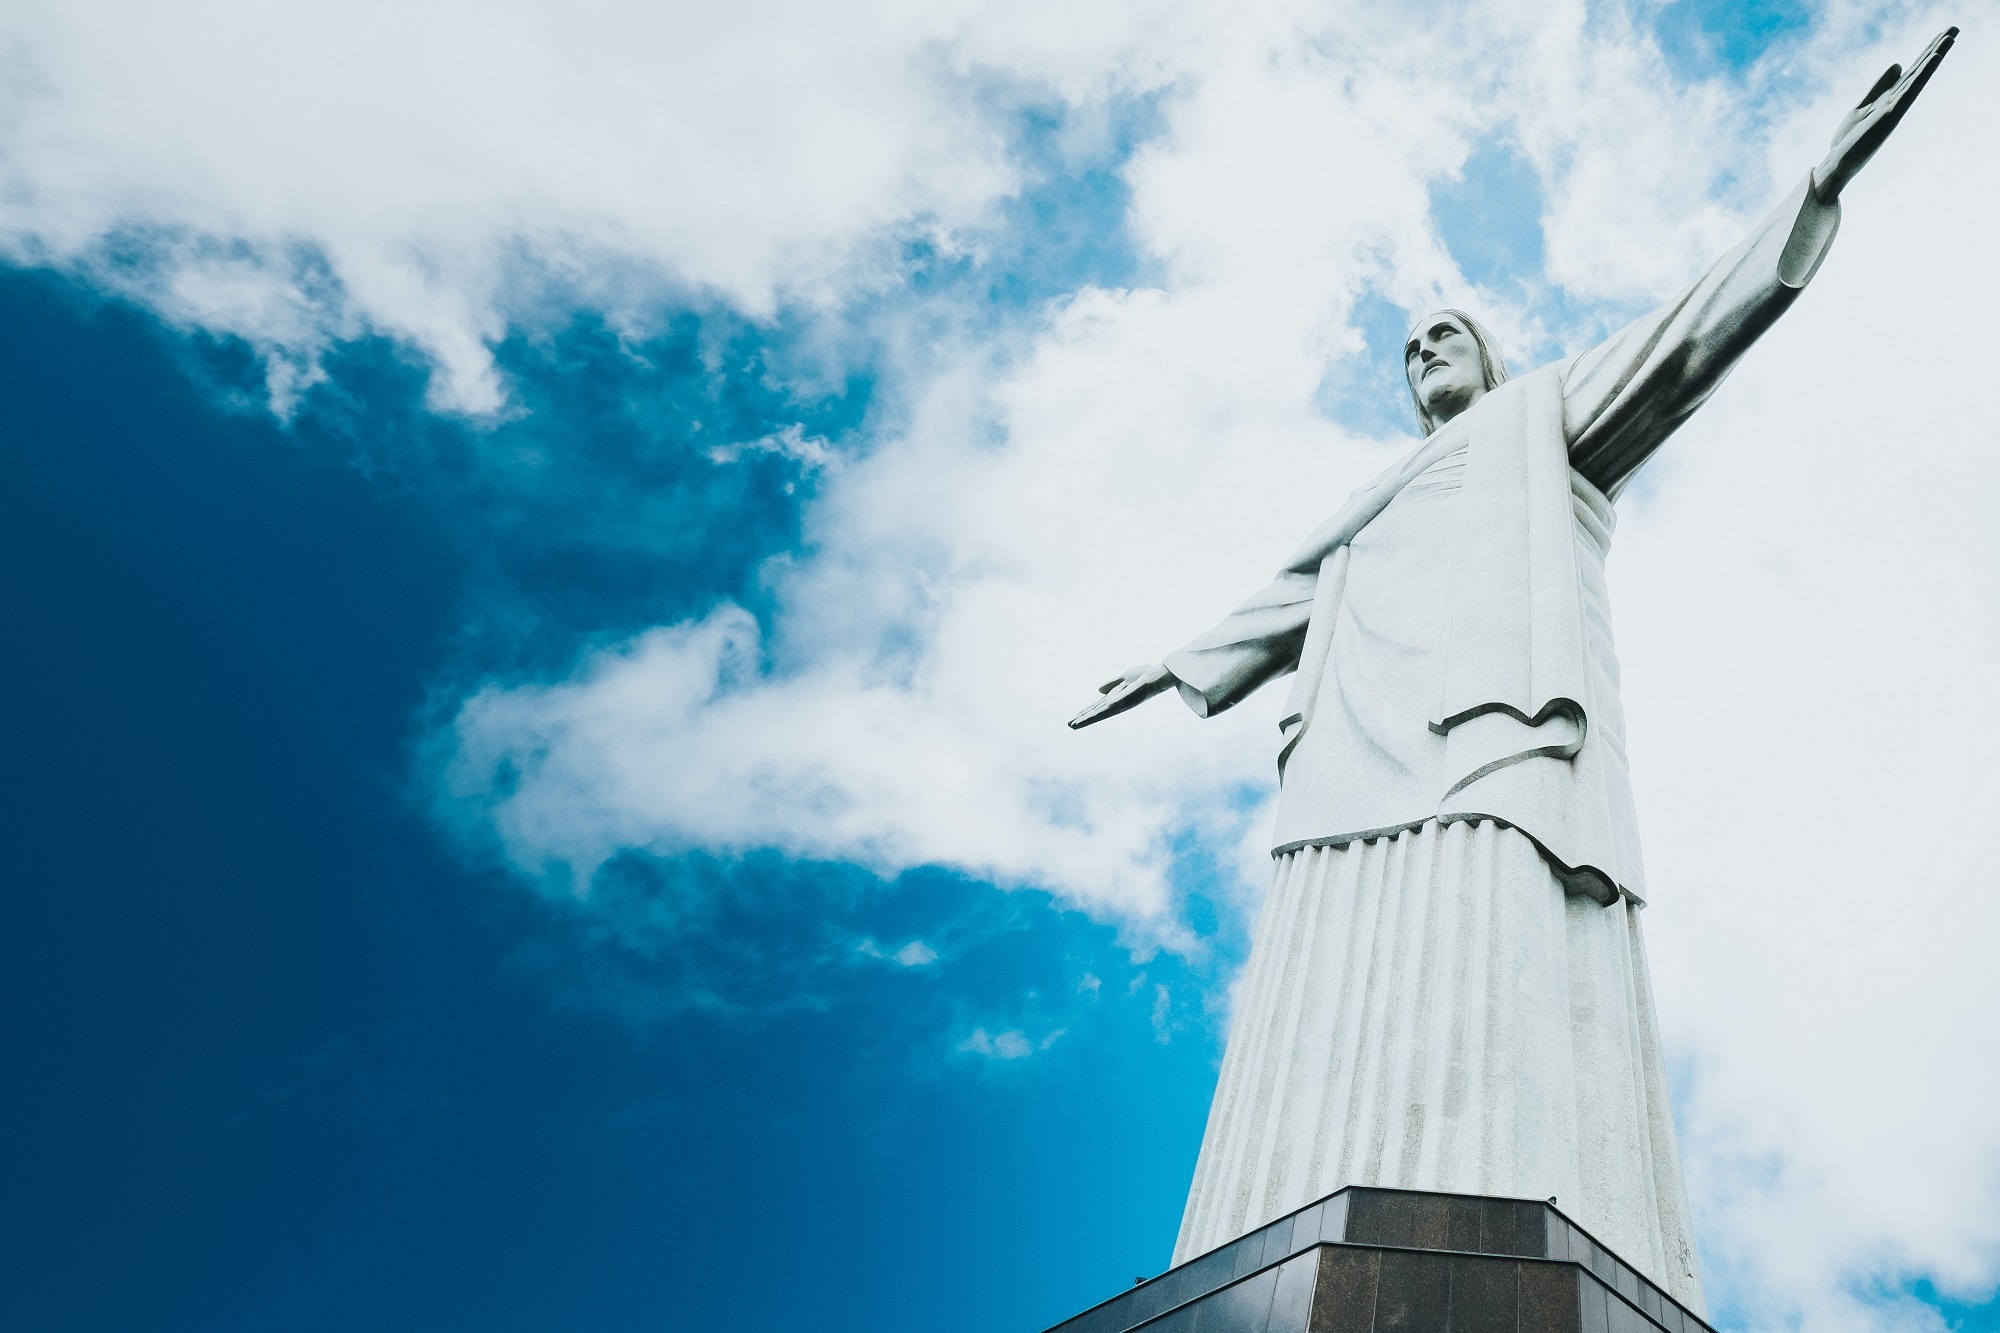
[1042,1187,1709,1333]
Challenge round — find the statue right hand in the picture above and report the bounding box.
[1812,27,1956,202]
[1069,664,1176,730]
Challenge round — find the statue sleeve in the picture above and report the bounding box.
[1563,175,1841,497]
[1161,568,1316,717]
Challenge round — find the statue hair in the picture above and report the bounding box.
[1408,308,1511,435]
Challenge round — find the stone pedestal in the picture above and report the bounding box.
[1042,1187,1711,1333]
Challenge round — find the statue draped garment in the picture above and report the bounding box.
[1162,177,1842,1312]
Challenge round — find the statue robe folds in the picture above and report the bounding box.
[1163,178,1841,1307]
[1163,176,1841,905]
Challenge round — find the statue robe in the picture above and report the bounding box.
[1164,176,1840,902]
[1164,178,1841,1308]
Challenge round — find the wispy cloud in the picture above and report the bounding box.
[0,0,1154,413]
[894,941,940,967]
[959,1026,1066,1060]
[706,424,836,471]
[858,938,939,967]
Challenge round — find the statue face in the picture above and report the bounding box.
[1405,314,1487,425]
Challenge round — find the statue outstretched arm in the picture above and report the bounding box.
[1564,28,1954,497]
[1068,568,1317,729]
[1068,380,1465,730]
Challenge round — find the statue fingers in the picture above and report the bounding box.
[1921,25,1959,68]
[1895,27,1956,105]
[1069,698,1108,729]
[1878,29,1956,118]
[1072,667,1171,728]
[1071,686,1136,729]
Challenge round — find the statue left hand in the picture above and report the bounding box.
[1068,664,1174,730]
[1813,27,1957,202]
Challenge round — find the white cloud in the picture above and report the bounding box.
[0,0,1185,412]
[9,1,1998,1330]
[959,1026,1065,1059]
[893,940,938,967]
[705,424,835,470]
[854,938,938,967]
[960,1027,1031,1059]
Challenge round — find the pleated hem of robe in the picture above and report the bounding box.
[1172,818,1704,1313]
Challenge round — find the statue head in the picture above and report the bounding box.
[1405,308,1510,434]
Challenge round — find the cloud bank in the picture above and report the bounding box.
[5,2,1997,1330]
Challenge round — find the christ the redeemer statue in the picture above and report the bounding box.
[1069,33,1954,1312]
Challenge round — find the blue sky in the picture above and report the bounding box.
[2,4,1997,1332]
[0,268,1223,1332]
